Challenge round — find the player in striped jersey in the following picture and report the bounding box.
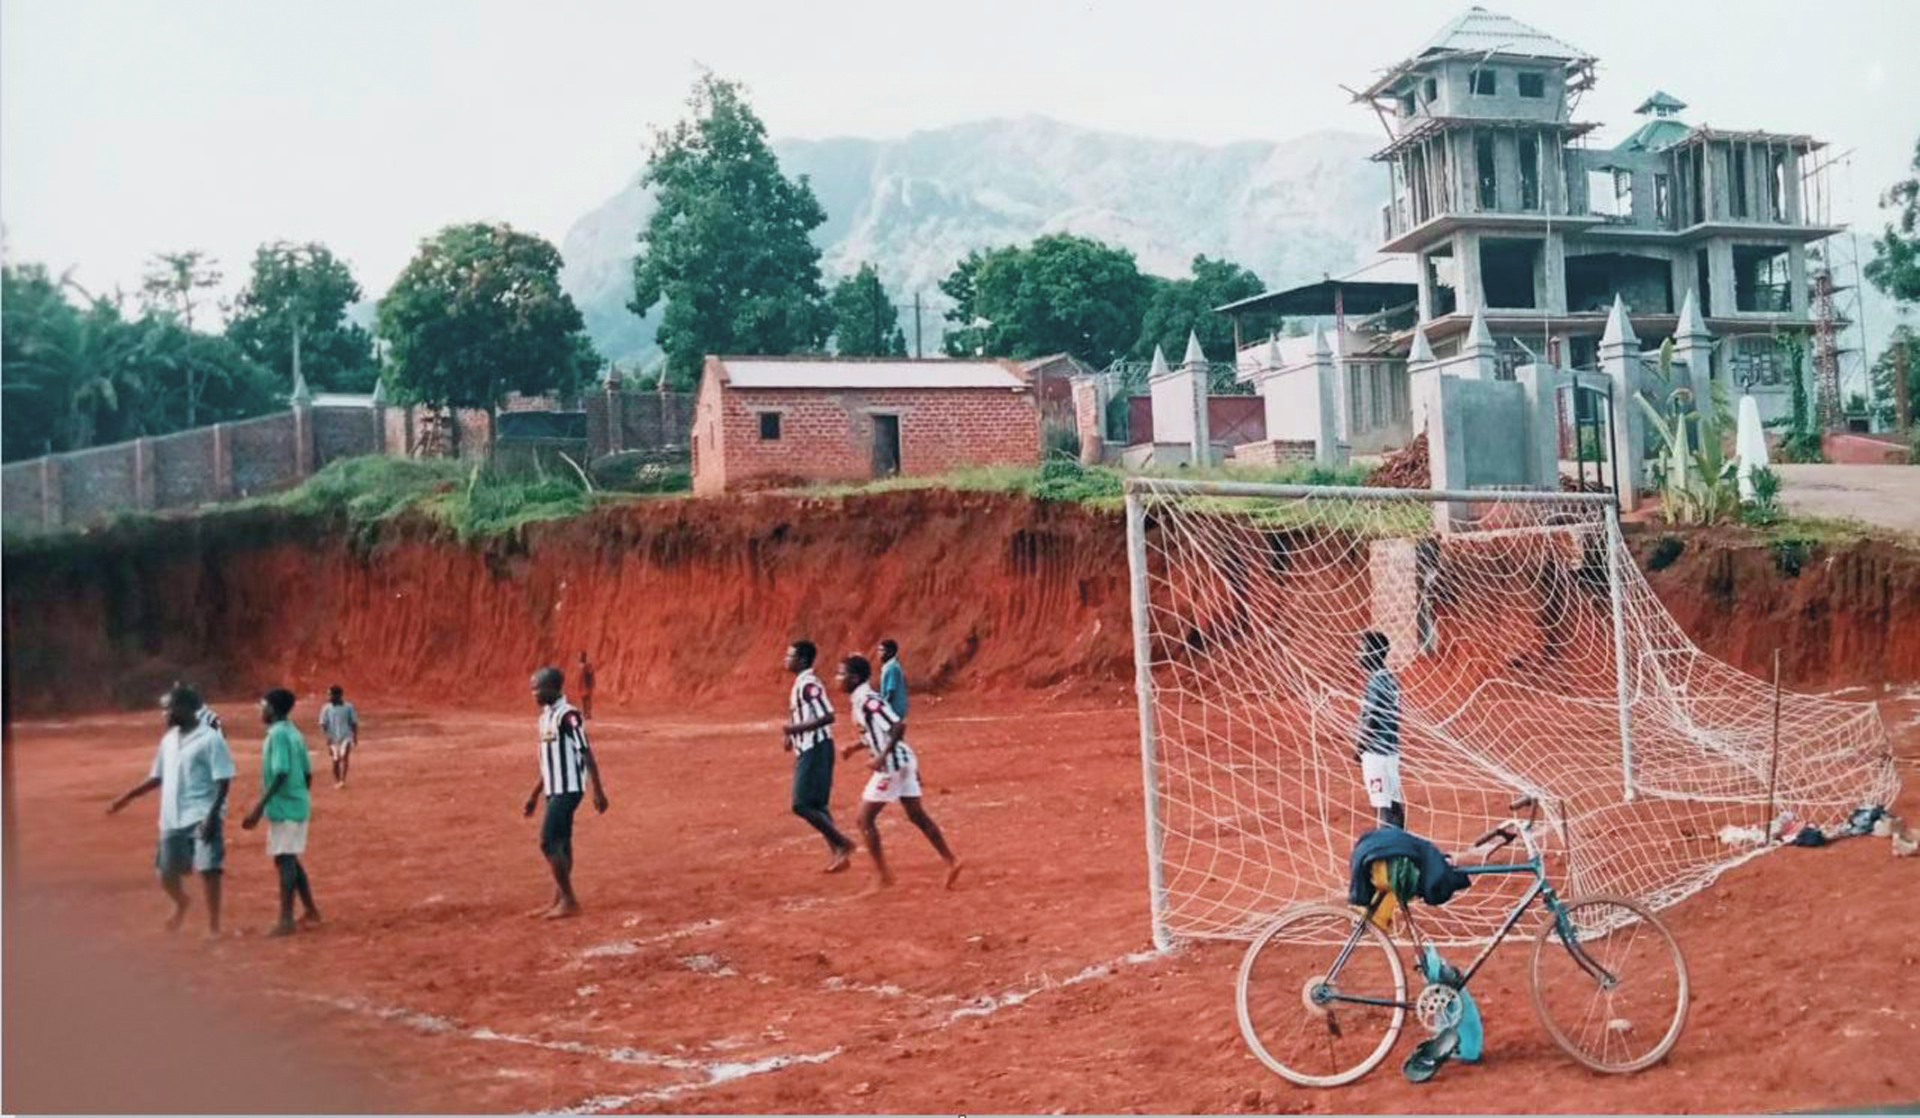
[522,666,609,919]
[782,641,854,873]
[836,654,960,890]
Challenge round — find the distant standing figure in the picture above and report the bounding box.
[579,652,596,720]
[523,666,609,919]
[241,688,321,936]
[876,638,908,719]
[318,685,359,789]
[108,684,236,939]
[1354,631,1406,830]
[836,654,960,890]
[782,641,854,874]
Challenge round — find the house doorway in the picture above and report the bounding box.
[872,414,901,477]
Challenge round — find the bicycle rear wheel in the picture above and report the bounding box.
[1236,904,1407,1088]
[1530,895,1688,1074]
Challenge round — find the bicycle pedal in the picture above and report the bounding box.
[1402,1026,1460,1084]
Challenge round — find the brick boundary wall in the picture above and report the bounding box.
[1231,439,1320,467]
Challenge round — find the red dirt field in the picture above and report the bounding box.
[6,684,1919,1114]
[5,493,1920,1113]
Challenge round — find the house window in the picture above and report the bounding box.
[1475,131,1497,209]
[1654,173,1673,226]
[1733,244,1792,312]
[1424,77,1438,104]
[1730,336,1787,387]
[1517,72,1545,98]
[1769,150,1788,221]
[1399,90,1416,117]
[1471,68,1497,96]
[1518,134,1541,210]
[1730,144,1750,219]
[758,411,782,440]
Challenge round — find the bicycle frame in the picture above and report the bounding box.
[1313,834,1619,1014]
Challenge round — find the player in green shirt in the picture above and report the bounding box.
[242,688,321,936]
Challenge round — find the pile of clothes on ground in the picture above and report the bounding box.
[1717,803,1918,856]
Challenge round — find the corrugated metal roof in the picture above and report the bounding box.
[1417,6,1591,62]
[1615,118,1691,154]
[720,358,1027,390]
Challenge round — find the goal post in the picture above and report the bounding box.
[1122,477,1896,947]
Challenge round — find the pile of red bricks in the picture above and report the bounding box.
[1366,433,1429,489]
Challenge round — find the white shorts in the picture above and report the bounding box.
[328,738,354,762]
[861,763,923,803]
[1361,753,1402,808]
[266,819,309,856]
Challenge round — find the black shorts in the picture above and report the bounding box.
[791,743,835,812]
[541,792,582,857]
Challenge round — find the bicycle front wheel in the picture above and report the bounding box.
[1530,895,1688,1074]
[1236,904,1407,1088]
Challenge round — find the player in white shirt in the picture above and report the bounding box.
[108,684,236,937]
[781,641,854,873]
[522,666,609,919]
[835,654,961,890]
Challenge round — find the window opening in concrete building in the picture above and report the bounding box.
[1519,134,1541,210]
[1494,335,1531,381]
[1689,145,1706,224]
[1588,169,1629,218]
[1730,144,1750,219]
[758,412,782,440]
[1517,71,1545,98]
[1399,90,1416,116]
[1768,149,1787,221]
[1481,238,1541,309]
[1568,335,1599,373]
[1654,173,1672,227]
[1565,252,1674,314]
[871,414,901,477]
[1424,77,1438,103]
[1408,146,1431,224]
[1733,245,1791,312]
[1476,131,1498,209]
[1471,68,1497,96]
[1730,336,1787,387]
[1696,250,1713,316]
[1426,245,1459,316]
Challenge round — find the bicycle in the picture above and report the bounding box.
[1235,796,1689,1087]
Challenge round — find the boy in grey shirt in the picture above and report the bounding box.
[319,685,359,789]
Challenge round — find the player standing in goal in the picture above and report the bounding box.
[1354,630,1406,829]
[523,666,609,919]
[836,654,961,889]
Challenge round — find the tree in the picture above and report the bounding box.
[1132,255,1277,361]
[829,264,907,356]
[1869,325,1917,428]
[227,241,376,393]
[376,223,599,452]
[938,234,1148,367]
[630,74,831,388]
[139,250,225,425]
[1865,136,1920,304]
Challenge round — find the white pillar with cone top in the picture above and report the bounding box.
[1599,295,1645,511]
[1671,288,1714,420]
[1311,322,1342,467]
[1181,330,1211,464]
[1407,324,1437,433]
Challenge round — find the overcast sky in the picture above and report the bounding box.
[4,0,1915,307]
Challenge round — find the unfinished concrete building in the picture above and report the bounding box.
[1221,6,1845,466]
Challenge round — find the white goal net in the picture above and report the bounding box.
[1125,479,1898,946]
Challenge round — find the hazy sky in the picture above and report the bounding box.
[4,0,1916,307]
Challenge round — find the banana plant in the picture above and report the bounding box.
[1636,339,1740,525]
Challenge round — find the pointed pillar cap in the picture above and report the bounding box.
[1408,325,1435,364]
[290,368,313,406]
[1181,329,1207,368]
[1600,294,1639,350]
[1311,320,1331,358]
[1148,345,1172,379]
[370,377,388,406]
[1464,306,1496,352]
[1674,289,1709,339]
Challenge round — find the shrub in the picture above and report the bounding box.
[1042,423,1083,462]
[1025,458,1122,502]
[1647,534,1685,571]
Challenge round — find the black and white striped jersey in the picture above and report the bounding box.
[851,682,915,773]
[787,669,833,752]
[538,697,591,795]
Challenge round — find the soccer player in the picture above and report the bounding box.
[108,684,236,938]
[522,666,608,919]
[835,654,960,889]
[579,651,596,720]
[782,641,854,873]
[241,688,321,935]
[1354,630,1406,829]
[318,685,359,789]
[876,638,908,718]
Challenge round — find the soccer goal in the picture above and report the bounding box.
[1124,477,1897,948]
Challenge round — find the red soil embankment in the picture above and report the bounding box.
[5,494,1919,718]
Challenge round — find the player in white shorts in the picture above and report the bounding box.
[1354,630,1406,829]
[835,654,961,890]
[318,685,359,788]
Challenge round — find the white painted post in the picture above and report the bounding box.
[1125,489,1173,951]
[1605,503,1637,801]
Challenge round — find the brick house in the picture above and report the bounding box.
[691,356,1041,495]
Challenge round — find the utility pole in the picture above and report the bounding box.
[913,292,923,359]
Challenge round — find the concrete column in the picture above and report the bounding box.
[1516,363,1563,491]
[1541,235,1568,315]
[605,384,626,455]
[1181,331,1211,463]
[1599,295,1645,511]
[1311,323,1342,467]
[1421,374,1469,531]
[211,423,234,500]
[1147,345,1202,465]
[39,455,61,531]
[133,437,156,510]
[1787,244,1810,316]
[1457,230,1484,316]
[292,405,316,478]
[1671,289,1715,421]
[1707,240,1736,321]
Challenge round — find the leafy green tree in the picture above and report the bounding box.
[227,241,376,393]
[1865,136,1920,303]
[938,234,1148,366]
[1869,325,1918,427]
[377,223,599,452]
[630,75,831,388]
[1131,255,1276,361]
[829,264,907,356]
[138,250,226,425]
[939,248,990,356]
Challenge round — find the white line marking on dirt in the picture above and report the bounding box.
[943,948,1163,1024]
[552,1049,844,1114]
[579,917,724,960]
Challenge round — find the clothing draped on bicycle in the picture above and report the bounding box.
[1348,828,1473,928]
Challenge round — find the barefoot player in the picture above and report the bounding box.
[783,641,854,873]
[108,684,235,939]
[1354,630,1406,829]
[318,685,358,788]
[240,688,321,935]
[835,654,960,889]
[523,666,608,918]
